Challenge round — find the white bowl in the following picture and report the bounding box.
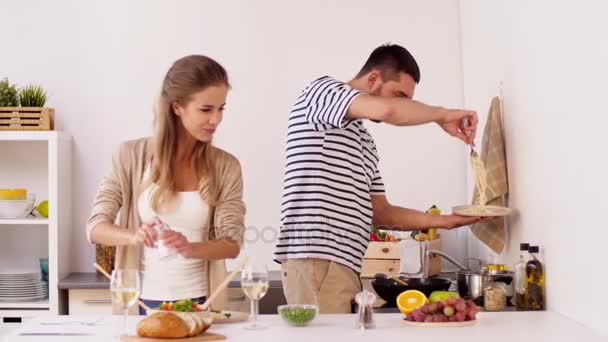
[278,304,319,326]
[0,195,35,219]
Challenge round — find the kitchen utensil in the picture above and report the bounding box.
[94,263,151,312]
[0,270,48,302]
[457,271,485,303]
[374,273,408,286]
[210,311,249,324]
[0,194,35,218]
[371,276,452,306]
[200,256,249,311]
[355,290,376,330]
[120,332,226,341]
[452,204,512,217]
[457,270,514,305]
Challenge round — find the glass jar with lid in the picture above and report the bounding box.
[483,275,506,311]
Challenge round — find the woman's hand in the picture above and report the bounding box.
[160,230,191,256]
[129,223,158,247]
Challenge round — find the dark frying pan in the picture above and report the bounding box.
[371,275,452,306]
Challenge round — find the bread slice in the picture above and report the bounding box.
[136,312,189,339]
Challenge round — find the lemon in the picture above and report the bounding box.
[396,290,429,315]
[36,201,49,218]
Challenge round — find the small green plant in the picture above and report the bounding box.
[0,78,19,106]
[19,84,47,107]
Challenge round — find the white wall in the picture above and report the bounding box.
[1,0,469,273]
[460,0,608,336]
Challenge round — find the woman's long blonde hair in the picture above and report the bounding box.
[148,55,229,212]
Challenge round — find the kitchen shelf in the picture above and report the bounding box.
[0,299,49,309]
[0,218,49,225]
[0,131,72,317]
[0,131,69,142]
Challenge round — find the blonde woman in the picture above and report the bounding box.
[87,55,245,314]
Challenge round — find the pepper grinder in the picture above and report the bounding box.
[355,289,376,330]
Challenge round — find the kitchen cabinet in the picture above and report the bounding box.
[0,131,72,320]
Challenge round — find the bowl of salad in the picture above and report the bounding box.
[278,304,318,326]
[146,299,240,323]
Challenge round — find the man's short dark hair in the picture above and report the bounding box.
[356,44,420,83]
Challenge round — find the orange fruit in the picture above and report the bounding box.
[396,290,428,315]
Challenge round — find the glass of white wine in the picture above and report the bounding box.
[241,263,269,330]
[110,269,142,336]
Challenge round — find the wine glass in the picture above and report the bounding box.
[110,269,142,336]
[241,263,269,330]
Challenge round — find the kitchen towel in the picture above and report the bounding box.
[471,96,509,253]
[398,239,423,276]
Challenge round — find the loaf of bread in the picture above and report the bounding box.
[137,312,211,339]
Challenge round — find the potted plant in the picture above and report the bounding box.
[0,79,54,131]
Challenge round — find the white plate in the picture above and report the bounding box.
[0,289,47,294]
[0,287,47,293]
[0,292,48,298]
[0,283,46,288]
[0,294,47,302]
[0,275,40,279]
[0,281,42,286]
[452,205,512,217]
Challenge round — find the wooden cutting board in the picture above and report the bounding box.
[121,332,226,341]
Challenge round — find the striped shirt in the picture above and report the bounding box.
[273,76,385,273]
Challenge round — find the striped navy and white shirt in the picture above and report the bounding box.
[273,76,385,273]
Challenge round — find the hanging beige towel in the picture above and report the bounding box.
[470,97,509,253]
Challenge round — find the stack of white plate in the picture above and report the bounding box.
[0,271,48,302]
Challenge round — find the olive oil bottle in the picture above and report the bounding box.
[524,246,544,310]
[514,243,529,310]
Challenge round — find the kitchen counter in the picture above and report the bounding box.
[58,271,284,289]
[4,312,604,341]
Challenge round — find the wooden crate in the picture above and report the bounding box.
[0,107,54,131]
[361,239,442,278]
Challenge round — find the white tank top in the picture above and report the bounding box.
[138,168,210,301]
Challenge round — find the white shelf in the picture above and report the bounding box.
[0,218,49,225]
[0,299,49,309]
[0,131,69,141]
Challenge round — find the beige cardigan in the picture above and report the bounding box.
[86,138,245,311]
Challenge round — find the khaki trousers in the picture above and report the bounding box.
[281,258,361,313]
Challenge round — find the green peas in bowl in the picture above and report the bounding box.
[278,304,318,326]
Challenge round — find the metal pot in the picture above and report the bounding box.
[457,271,485,300]
[457,270,514,305]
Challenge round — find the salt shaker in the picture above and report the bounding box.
[152,217,177,260]
[355,289,376,330]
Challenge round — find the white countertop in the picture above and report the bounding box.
[2,312,604,342]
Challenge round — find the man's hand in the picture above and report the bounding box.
[436,108,478,145]
[439,214,496,229]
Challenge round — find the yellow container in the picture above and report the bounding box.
[426,205,441,240]
[0,189,27,200]
[487,264,507,271]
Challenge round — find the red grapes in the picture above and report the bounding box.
[405,299,480,323]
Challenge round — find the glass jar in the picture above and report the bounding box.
[483,276,506,311]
